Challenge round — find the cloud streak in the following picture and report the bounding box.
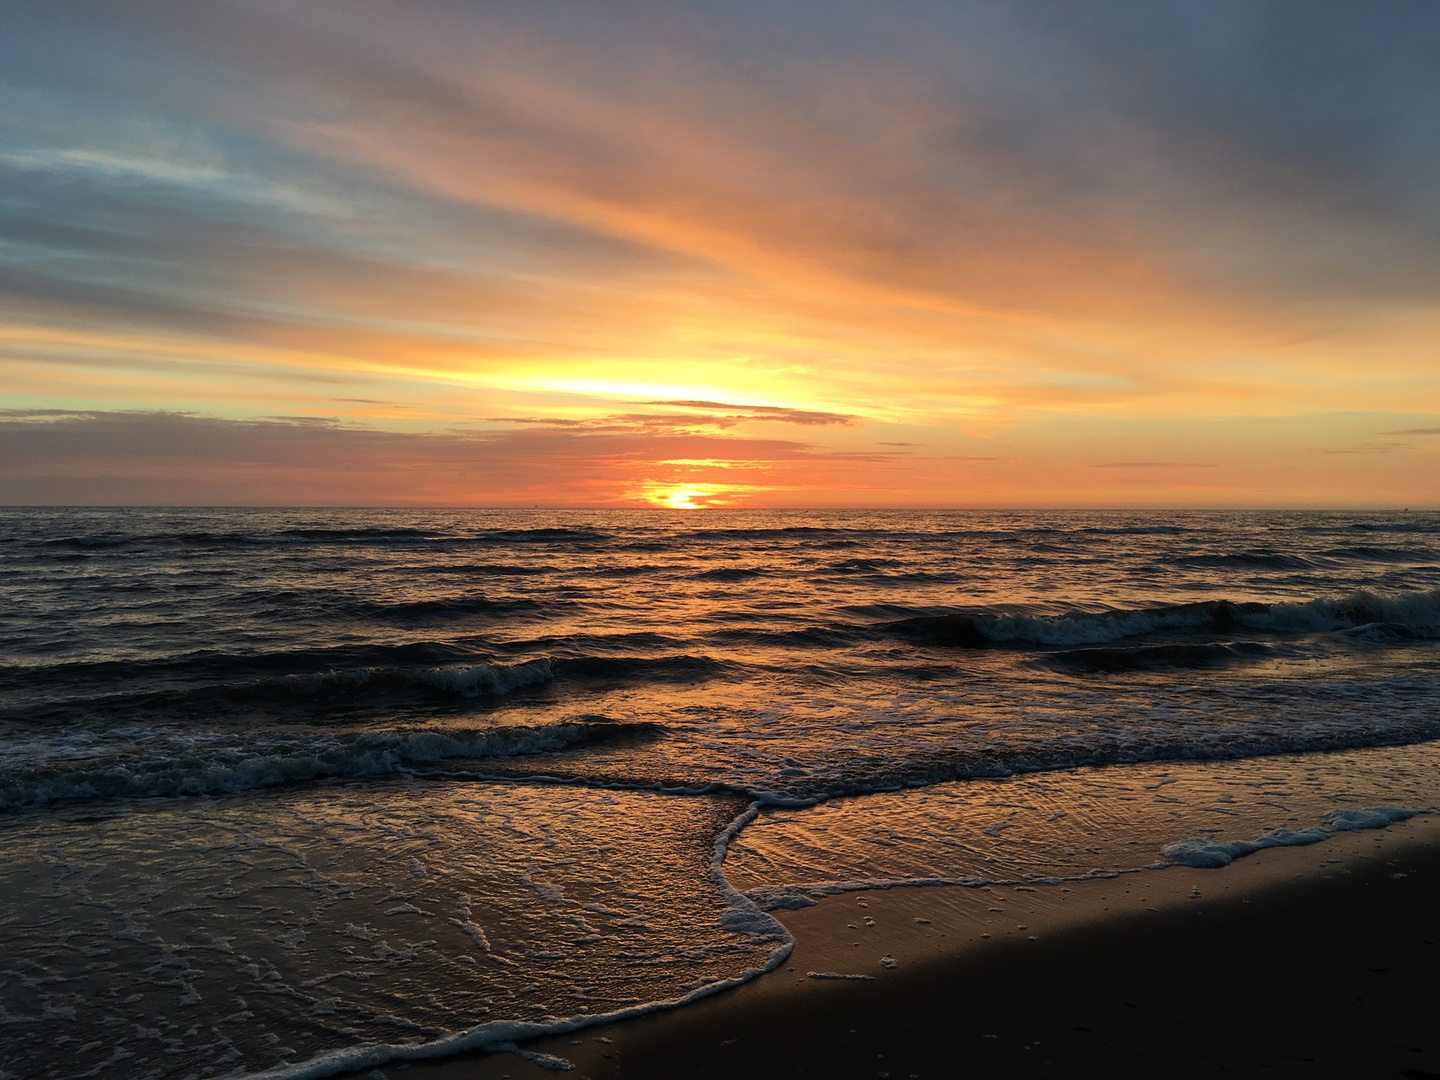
[3,409,1434,509]
[0,410,892,507]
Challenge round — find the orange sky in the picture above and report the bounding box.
[2,2,1438,506]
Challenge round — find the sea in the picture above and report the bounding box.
[2,507,1438,1078]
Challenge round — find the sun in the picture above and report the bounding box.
[662,487,705,510]
[636,480,766,508]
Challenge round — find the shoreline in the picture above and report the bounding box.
[384,812,1440,1080]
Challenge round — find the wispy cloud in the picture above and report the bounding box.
[643,400,853,426]
[0,410,889,506]
[1088,462,1219,470]
[488,404,850,434]
[1320,442,1410,455]
[3,409,1436,507]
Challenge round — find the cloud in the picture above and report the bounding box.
[6,3,1440,408]
[0,410,882,506]
[1088,461,1219,470]
[3,408,1436,507]
[1320,443,1409,455]
[643,400,853,426]
[488,406,846,434]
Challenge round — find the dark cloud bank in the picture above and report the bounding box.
[0,410,847,505]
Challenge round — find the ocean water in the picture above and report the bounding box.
[2,507,1438,1077]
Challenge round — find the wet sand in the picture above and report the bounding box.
[378,814,1440,1080]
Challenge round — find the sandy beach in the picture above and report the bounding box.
[388,814,1440,1080]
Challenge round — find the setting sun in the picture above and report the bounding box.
[663,489,703,510]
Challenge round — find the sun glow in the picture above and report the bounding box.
[661,487,705,510]
[637,481,761,509]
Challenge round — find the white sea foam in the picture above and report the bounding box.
[1161,826,1330,868]
[1261,590,1440,636]
[487,1043,575,1071]
[976,607,1228,647]
[746,873,1070,911]
[1323,805,1421,831]
[1163,806,1430,868]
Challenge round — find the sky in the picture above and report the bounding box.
[2,1,1438,507]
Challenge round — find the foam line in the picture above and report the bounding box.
[748,868,1130,911]
[749,807,1437,910]
[1324,805,1422,831]
[1162,806,1430,868]
[1161,826,1331,868]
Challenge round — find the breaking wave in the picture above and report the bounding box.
[0,717,660,809]
[275,657,555,698]
[886,589,1440,648]
[3,654,553,709]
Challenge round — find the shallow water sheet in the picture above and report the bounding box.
[0,778,773,1080]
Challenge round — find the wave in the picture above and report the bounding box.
[474,526,612,544]
[275,526,438,543]
[1,648,742,728]
[35,527,441,551]
[343,595,556,624]
[691,567,768,582]
[552,653,736,682]
[1321,545,1439,563]
[39,534,134,550]
[826,558,902,573]
[0,656,555,730]
[1172,552,1316,570]
[1,640,472,685]
[272,657,554,698]
[1043,641,1274,673]
[884,600,1268,648]
[0,716,665,809]
[703,625,863,650]
[792,720,1440,805]
[448,700,1440,809]
[1345,521,1439,534]
[446,562,558,577]
[221,590,560,626]
[686,526,858,540]
[885,589,1440,648]
[27,525,614,552]
[1,647,548,695]
[1078,524,1185,535]
[1266,589,1440,635]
